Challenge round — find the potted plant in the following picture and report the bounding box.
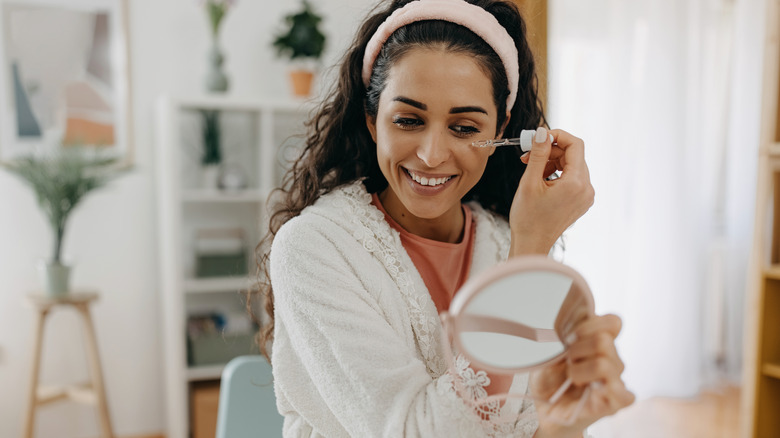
[3,150,126,296]
[200,109,222,189]
[272,0,326,97]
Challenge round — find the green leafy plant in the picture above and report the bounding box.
[3,150,126,264]
[272,0,326,60]
[201,110,222,165]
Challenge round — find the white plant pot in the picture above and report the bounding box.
[37,260,71,297]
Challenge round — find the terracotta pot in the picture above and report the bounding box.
[289,69,314,97]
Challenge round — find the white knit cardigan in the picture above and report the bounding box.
[270,181,539,437]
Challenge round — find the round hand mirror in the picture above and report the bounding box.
[439,255,596,424]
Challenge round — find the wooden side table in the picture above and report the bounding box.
[22,292,114,438]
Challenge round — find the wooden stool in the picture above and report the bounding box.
[22,292,114,438]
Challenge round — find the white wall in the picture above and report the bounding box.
[0,0,370,436]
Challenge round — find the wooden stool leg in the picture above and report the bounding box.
[22,308,48,438]
[76,303,114,438]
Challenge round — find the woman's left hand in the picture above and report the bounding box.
[530,314,635,438]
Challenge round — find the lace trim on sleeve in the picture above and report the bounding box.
[436,354,540,437]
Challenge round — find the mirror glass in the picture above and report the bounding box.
[456,267,591,370]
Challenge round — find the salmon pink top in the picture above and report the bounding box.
[371,193,475,313]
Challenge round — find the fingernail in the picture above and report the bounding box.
[520,151,530,160]
[535,127,548,143]
[549,134,554,143]
[565,332,578,345]
[591,381,604,390]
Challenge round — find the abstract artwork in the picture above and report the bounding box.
[0,0,131,164]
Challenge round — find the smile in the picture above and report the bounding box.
[406,169,453,187]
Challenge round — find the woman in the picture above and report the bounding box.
[254,0,634,436]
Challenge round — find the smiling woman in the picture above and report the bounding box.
[251,0,632,437]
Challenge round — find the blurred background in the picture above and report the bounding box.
[0,0,771,437]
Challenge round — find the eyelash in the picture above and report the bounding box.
[392,117,481,137]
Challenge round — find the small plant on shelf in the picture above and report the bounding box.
[272,0,326,97]
[201,110,222,166]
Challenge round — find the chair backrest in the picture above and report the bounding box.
[216,355,284,438]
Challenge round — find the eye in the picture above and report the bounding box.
[392,116,423,130]
[451,124,481,137]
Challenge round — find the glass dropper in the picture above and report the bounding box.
[471,130,555,151]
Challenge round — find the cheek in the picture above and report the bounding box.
[376,128,413,162]
[459,149,492,173]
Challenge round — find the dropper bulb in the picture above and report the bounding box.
[519,130,535,152]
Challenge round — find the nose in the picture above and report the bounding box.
[417,127,452,168]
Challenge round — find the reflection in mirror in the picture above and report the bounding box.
[460,271,573,369]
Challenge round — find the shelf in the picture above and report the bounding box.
[158,95,308,438]
[182,189,270,203]
[183,276,255,294]
[763,363,780,380]
[171,94,316,113]
[766,265,780,280]
[186,364,224,382]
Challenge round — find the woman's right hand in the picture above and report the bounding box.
[508,127,595,256]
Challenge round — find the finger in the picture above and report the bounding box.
[572,348,626,379]
[568,356,621,386]
[568,332,623,371]
[548,129,587,178]
[521,127,552,182]
[572,314,623,343]
[597,379,636,414]
[549,144,565,161]
[543,161,558,179]
[529,359,568,400]
[520,144,563,165]
[613,381,636,408]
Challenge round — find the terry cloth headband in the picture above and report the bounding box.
[362,0,520,110]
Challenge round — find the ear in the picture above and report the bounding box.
[365,113,378,143]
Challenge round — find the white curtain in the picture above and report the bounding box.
[547,0,764,414]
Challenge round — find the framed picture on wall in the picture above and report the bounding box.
[0,0,132,165]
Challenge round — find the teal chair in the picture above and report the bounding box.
[216,355,284,438]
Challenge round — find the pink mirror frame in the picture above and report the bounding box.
[440,254,596,376]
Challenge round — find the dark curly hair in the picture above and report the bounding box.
[251,0,547,360]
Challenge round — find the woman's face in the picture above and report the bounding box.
[366,48,501,240]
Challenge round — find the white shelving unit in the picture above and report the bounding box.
[155,94,311,438]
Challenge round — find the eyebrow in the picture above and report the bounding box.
[450,106,488,115]
[392,96,488,115]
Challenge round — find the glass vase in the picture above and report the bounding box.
[205,38,229,93]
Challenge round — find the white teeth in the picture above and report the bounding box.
[408,170,452,186]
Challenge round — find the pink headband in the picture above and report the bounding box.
[362,0,519,110]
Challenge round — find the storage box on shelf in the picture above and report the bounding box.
[156,95,311,438]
